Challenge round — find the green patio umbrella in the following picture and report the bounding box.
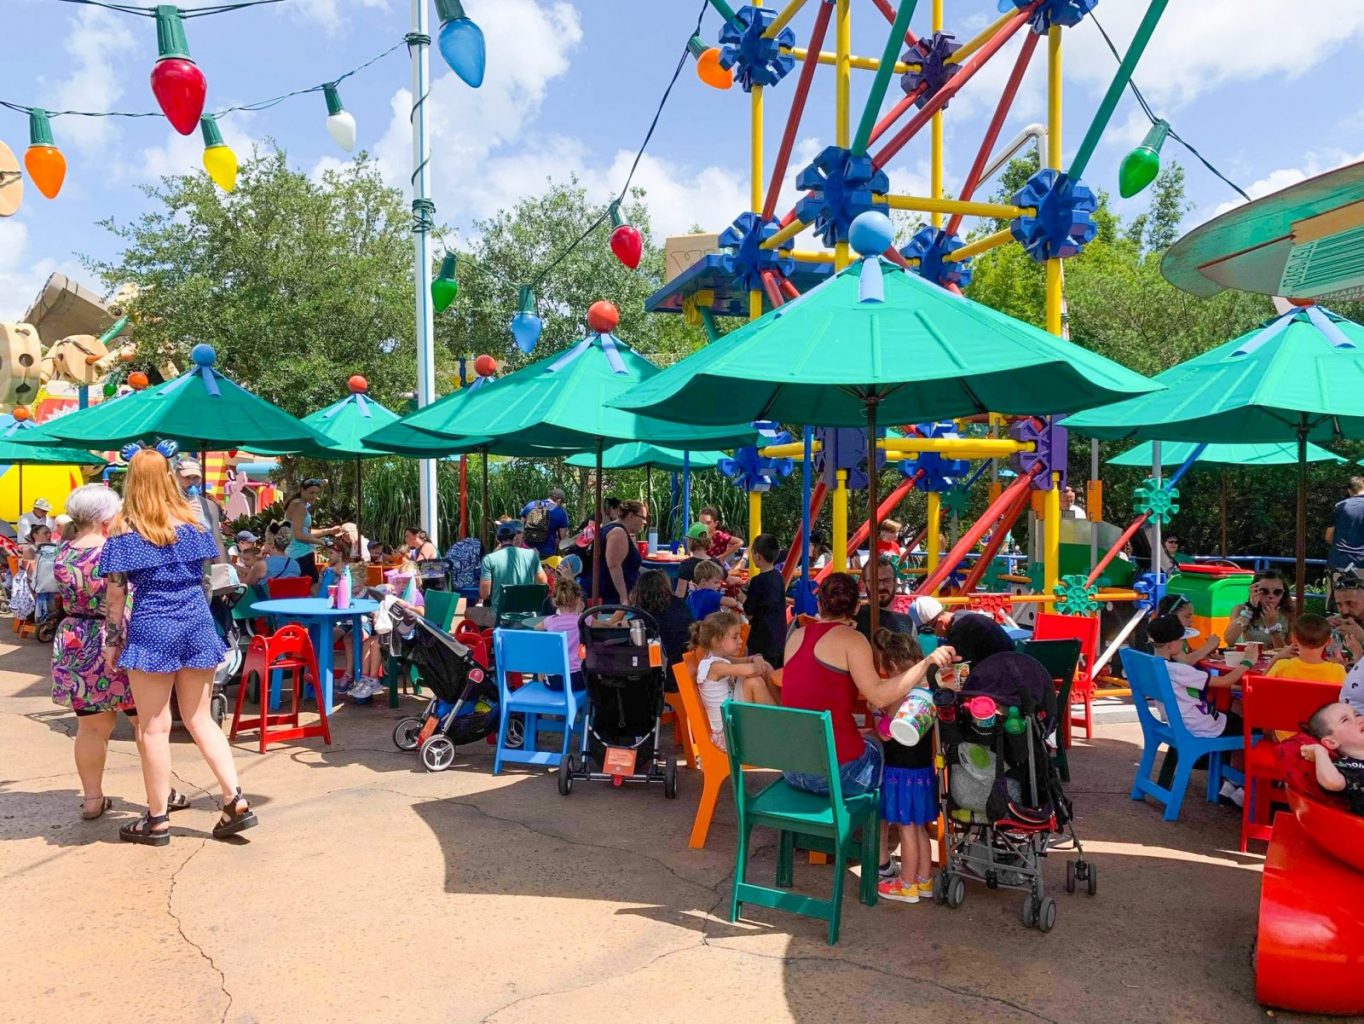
[1109,440,1346,557]
[567,443,726,532]
[368,328,757,598]
[612,215,1158,629]
[0,416,105,516]
[17,346,328,453]
[1068,305,1364,597]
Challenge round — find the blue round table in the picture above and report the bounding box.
[254,597,378,710]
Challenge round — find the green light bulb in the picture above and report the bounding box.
[1118,119,1170,199]
[431,252,459,312]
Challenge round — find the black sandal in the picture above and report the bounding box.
[167,789,191,813]
[80,796,112,821]
[120,812,171,847]
[212,789,257,839]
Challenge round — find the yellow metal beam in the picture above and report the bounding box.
[946,8,1015,65]
[884,194,1028,218]
[935,590,1142,608]
[759,217,808,250]
[930,0,943,229]
[926,492,942,588]
[763,0,809,37]
[832,469,849,572]
[1045,24,1063,337]
[759,437,1032,459]
[943,227,1013,262]
[788,248,837,263]
[788,47,916,73]
[749,491,763,572]
[1043,471,1061,604]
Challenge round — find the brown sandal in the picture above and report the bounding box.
[80,796,112,820]
[212,788,257,839]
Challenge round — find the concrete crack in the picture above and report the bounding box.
[166,840,234,1024]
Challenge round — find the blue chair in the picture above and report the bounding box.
[1121,649,1245,821]
[492,629,582,774]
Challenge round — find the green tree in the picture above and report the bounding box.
[86,148,419,417]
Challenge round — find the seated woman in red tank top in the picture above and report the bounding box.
[781,573,956,796]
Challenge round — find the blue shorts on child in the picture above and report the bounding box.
[882,765,939,826]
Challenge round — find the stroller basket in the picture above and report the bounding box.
[580,607,659,678]
[393,608,483,705]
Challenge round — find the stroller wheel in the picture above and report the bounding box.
[932,872,948,905]
[36,617,58,644]
[210,694,228,729]
[558,756,575,796]
[1065,860,1076,894]
[419,734,456,772]
[1022,896,1036,928]
[505,716,524,749]
[393,717,423,752]
[663,758,678,800]
[1086,862,1097,897]
[1036,896,1057,933]
[946,874,965,909]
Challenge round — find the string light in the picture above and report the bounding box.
[1119,119,1169,199]
[200,114,238,192]
[434,0,486,88]
[150,5,207,135]
[24,110,65,200]
[608,200,643,270]
[510,285,543,353]
[687,34,732,90]
[431,252,459,312]
[323,84,356,152]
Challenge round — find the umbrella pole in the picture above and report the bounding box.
[1220,469,1228,559]
[646,464,652,523]
[354,455,363,542]
[1297,426,1308,606]
[481,449,490,551]
[459,455,468,540]
[801,424,812,605]
[592,438,604,604]
[866,398,880,638]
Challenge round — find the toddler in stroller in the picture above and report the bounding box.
[390,604,499,772]
[934,651,1094,931]
[557,605,678,798]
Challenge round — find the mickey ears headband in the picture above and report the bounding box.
[120,439,178,464]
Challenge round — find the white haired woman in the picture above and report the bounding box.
[52,486,177,820]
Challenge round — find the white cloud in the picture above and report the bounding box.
[1205,149,1364,223]
[274,0,389,33]
[0,220,85,324]
[41,7,139,155]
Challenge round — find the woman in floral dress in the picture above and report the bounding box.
[52,485,141,820]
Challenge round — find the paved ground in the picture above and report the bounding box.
[0,634,1348,1024]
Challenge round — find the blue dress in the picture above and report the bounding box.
[99,524,228,673]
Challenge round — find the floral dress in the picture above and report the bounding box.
[51,542,133,713]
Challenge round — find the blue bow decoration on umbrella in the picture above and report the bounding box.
[120,439,178,464]
[322,392,371,419]
[548,333,628,375]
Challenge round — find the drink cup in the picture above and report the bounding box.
[327,584,338,607]
[888,687,936,746]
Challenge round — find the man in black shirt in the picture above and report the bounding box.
[909,595,1014,666]
[854,554,914,639]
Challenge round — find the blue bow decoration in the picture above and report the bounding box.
[119,439,178,464]
[548,333,628,375]
[322,392,372,419]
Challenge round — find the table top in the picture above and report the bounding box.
[254,597,379,618]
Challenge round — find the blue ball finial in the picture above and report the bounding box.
[190,344,216,368]
[848,210,894,258]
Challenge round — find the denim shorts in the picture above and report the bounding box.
[784,735,883,797]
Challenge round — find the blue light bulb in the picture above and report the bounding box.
[435,0,485,88]
[510,312,542,354]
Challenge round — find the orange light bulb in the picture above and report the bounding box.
[696,48,733,90]
[24,109,65,199]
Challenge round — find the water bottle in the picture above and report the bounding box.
[629,618,645,647]
[1004,706,1026,735]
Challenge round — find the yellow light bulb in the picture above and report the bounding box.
[203,144,237,193]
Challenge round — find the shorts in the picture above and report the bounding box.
[784,735,884,797]
[75,706,137,718]
[295,553,319,583]
[881,765,938,825]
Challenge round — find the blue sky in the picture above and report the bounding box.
[5,0,1364,321]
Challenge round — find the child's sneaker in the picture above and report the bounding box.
[877,876,920,904]
[877,857,900,880]
[916,875,934,897]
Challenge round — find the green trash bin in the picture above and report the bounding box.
[1165,564,1254,641]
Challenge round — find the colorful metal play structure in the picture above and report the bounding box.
[650,0,1174,625]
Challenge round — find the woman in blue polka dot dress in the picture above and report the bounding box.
[101,448,258,846]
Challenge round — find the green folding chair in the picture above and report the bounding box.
[722,702,880,945]
[1021,638,1083,782]
[497,583,549,628]
[422,590,461,632]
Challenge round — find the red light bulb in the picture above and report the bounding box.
[150,8,206,135]
[609,223,643,270]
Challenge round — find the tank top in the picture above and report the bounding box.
[286,504,314,559]
[781,620,864,764]
[594,521,641,605]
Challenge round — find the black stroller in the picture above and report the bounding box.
[557,605,677,798]
[934,652,1094,931]
[390,607,499,772]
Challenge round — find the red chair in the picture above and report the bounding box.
[266,576,313,600]
[1239,673,1341,851]
[1032,612,1100,741]
[230,624,332,753]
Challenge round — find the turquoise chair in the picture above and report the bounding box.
[492,629,581,773]
[1021,638,1083,782]
[722,702,879,945]
[1121,649,1245,821]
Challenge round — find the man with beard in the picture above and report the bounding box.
[1330,571,1364,711]
[854,555,913,639]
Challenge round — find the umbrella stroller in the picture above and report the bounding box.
[934,652,1094,932]
[557,606,677,798]
[390,607,499,772]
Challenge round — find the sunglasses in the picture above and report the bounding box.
[1255,586,1285,597]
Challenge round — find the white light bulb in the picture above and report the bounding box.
[326,110,356,153]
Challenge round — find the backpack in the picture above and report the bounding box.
[444,538,483,591]
[522,501,552,547]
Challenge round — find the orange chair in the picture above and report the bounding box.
[1032,612,1100,740]
[365,564,384,587]
[672,653,734,849]
[1240,674,1341,852]
[230,625,331,753]
[266,576,313,600]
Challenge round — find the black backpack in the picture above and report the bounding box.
[522,501,552,547]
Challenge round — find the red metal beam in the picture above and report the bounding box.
[759,269,785,309]
[781,481,830,586]
[945,29,1039,236]
[764,1,832,220]
[956,482,1030,594]
[870,0,918,47]
[868,86,924,148]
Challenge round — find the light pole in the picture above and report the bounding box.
[409,0,439,543]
